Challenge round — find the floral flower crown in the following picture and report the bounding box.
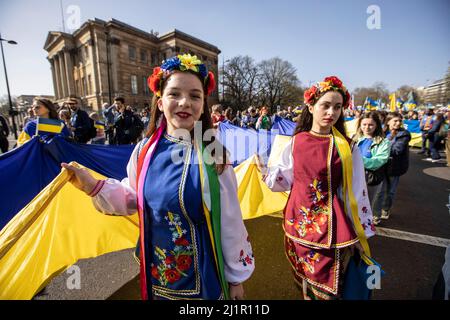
[147,54,216,97]
[304,76,351,108]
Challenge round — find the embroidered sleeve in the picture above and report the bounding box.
[344,148,375,238]
[91,142,141,216]
[219,165,255,284]
[262,139,294,192]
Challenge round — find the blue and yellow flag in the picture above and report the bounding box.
[396,98,404,110]
[403,91,417,110]
[94,121,105,130]
[36,118,63,135]
[364,97,379,111]
[0,162,139,299]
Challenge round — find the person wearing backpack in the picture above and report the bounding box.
[68,97,93,143]
[113,102,142,145]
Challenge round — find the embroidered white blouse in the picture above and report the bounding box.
[91,140,255,284]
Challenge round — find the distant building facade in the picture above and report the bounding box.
[17,95,55,110]
[44,18,221,112]
[423,79,448,106]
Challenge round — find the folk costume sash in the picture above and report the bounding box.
[135,119,229,300]
[331,127,372,264]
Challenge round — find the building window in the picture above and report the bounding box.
[131,75,138,95]
[76,79,80,95]
[161,52,167,61]
[129,45,136,60]
[88,75,92,95]
[82,76,87,96]
[140,49,147,63]
[143,76,149,95]
[85,46,89,60]
[151,52,157,65]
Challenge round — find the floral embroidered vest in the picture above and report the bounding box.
[143,134,223,300]
[283,131,358,249]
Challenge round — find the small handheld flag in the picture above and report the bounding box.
[35,118,63,136]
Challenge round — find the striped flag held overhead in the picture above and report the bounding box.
[35,118,64,135]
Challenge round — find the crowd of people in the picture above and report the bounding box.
[0,53,448,301]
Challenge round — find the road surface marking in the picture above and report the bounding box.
[267,213,450,248]
[375,227,450,248]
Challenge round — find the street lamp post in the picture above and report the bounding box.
[0,33,18,139]
[221,56,230,102]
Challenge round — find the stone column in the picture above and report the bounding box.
[110,40,119,95]
[53,55,62,99]
[49,58,59,99]
[58,51,68,99]
[64,50,75,97]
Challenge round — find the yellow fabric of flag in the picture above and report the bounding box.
[389,93,396,112]
[235,135,291,220]
[0,163,139,299]
[344,119,358,138]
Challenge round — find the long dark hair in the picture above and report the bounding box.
[383,111,403,135]
[355,111,384,142]
[145,71,228,174]
[35,98,59,120]
[293,105,347,138]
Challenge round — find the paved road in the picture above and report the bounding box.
[32,148,450,300]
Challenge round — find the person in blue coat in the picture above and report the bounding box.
[426,112,446,162]
[17,97,71,146]
[372,112,411,224]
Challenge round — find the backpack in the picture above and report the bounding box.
[128,114,144,141]
[87,117,97,140]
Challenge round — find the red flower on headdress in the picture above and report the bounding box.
[304,89,314,105]
[206,71,216,96]
[324,76,343,88]
[148,67,162,94]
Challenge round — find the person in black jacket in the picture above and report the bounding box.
[68,98,92,143]
[427,112,445,162]
[0,113,10,153]
[113,103,143,145]
[372,111,411,224]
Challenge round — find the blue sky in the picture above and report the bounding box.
[0,0,449,97]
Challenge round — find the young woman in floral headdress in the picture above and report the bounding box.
[62,54,254,300]
[257,76,375,300]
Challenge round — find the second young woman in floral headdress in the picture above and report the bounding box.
[257,76,375,300]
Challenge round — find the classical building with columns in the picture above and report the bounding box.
[44,18,221,112]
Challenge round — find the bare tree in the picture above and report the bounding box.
[257,57,300,113]
[222,56,259,110]
[352,82,389,106]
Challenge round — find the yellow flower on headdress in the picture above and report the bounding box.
[319,81,332,92]
[178,54,202,73]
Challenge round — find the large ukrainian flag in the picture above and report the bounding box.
[0,163,139,299]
